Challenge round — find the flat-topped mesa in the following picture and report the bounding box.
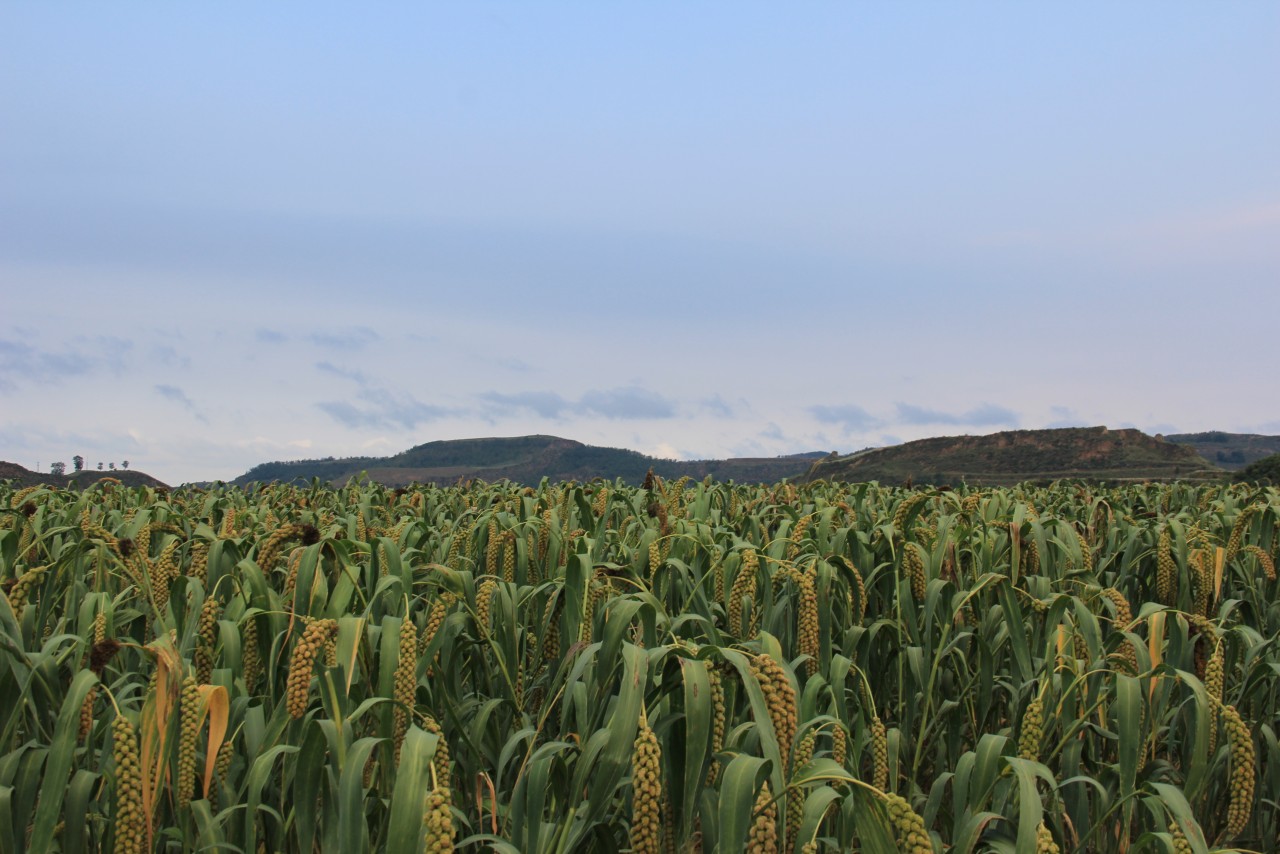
[232,434,827,487]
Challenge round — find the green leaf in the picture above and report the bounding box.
[793,785,843,852]
[717,755,769,854]
[1004,757,1052,854]
[192,798,227,851]
[243,744,299,848]
[1116,673,1141,802]
[387,726,440,854]
[62,769,97,854]
[28,668,97,852]
[1148,783,1209,854]
[680,654,713,836]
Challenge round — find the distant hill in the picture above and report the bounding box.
[1165,432,1280,470]
[1233,453,1280,484]
[802,426,1221,486]
[0,461,169,490]
[232,435,826,487]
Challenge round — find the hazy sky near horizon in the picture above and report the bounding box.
[3,3,1278,485]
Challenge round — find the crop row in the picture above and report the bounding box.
[1,476,1277,852]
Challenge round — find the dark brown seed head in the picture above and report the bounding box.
[299,524,321,545]
[89,639,122,674]
[21,502,37,517]
[117,538,135,558]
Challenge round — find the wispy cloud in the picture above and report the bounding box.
[154,384,209,423]
[809,404,881,432]
[481,391,572,419]
[579,387,675,419]
[315,401,377,429]
[701,394,735,417]
[0,340,90,389]
[256,328,288,344]
[310,354,442,429]
[316,387,452,430]
[760,423,786,441]
[309,327,379,350]
[315,361,370,384]
[479,386,676,421]
[894,402,1018,427]
[0,422,147,473]
[0,336,132,390]
[810,401,1019,432]
[496,357,533,373]
[314,359,453,429]
[1046,405,1090,429]
[149,344,190,369]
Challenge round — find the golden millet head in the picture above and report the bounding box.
[1222,703,1255,838]
[746,782,778,854]
[1018,696,1045,762]
[111,715,147,854]
[1035,822,1060,854]
[884,793,931,854]
[630,721,664,854]
[751,654,797,767]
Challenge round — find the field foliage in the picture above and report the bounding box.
[1,475,1278,852]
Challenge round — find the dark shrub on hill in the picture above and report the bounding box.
[1236,453,1280,485]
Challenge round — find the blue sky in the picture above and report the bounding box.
[2,3,1278,484]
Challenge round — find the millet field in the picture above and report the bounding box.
[1,475,1277,853]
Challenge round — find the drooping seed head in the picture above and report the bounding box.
[111,715,147,854]
[630,719,664,854]
[746,782,778,854]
